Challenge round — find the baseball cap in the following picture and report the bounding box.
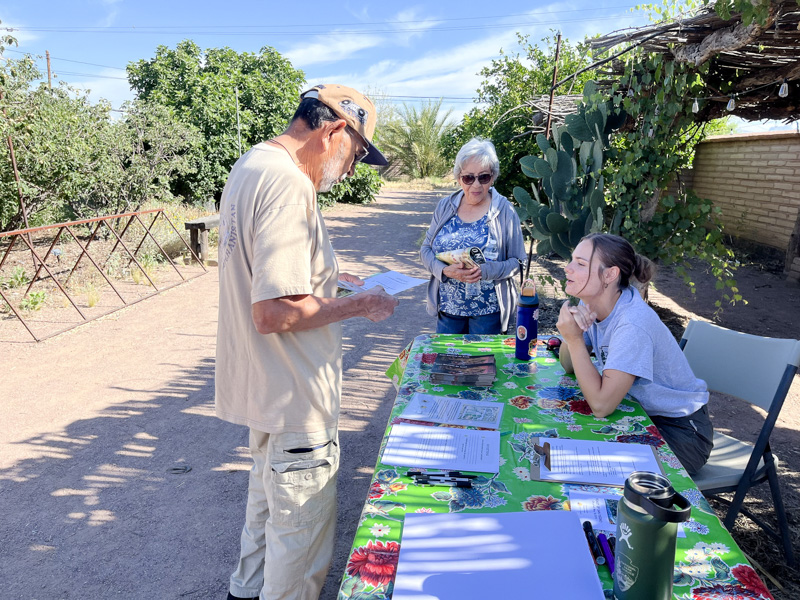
[301,84,388,166]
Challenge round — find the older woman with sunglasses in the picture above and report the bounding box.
[421,137,526,334]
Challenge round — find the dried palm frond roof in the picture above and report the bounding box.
[588,0,800,122]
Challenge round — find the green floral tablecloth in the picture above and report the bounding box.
[338,334,774,600]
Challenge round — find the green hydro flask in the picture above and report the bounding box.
[614,471,692,600]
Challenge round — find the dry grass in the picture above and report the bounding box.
[382,176,460,191]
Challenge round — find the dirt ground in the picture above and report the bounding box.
[1,189,799,599]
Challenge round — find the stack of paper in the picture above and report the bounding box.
[399,393,504,429]
[429,354,496,386]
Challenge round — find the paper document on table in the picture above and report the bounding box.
[381,423,500,473]
[337,271,427,296]
[399,393,504,429]
[530,437,664,486]
[567,486,685,537]
[393,511,604,600]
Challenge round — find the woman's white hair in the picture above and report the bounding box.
[453,137,500,182]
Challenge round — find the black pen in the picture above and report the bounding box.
[408,470,477,479]
[582,521,606,565]
[413,476,472,488]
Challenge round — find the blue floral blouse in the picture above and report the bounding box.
[432,213,499,316]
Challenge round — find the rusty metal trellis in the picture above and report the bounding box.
[0,209,207,342]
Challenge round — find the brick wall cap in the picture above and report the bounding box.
[701,131,800,144]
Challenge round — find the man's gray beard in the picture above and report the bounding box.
[318,141,349,193]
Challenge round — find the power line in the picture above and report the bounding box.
[3,48,127,71]
[7,13,640,36]
[54,70,129,80]
[9,6,638,31]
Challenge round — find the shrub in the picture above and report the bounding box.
[318,164,384,209]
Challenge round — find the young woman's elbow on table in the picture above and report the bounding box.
[582,370,635,418]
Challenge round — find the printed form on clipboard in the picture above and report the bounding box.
[529,437,665,487]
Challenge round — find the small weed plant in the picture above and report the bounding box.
[1,266,29,289]
[20,290,47,311]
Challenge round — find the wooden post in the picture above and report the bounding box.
[544,32,563,140]
[526,33,562,280]
[46,50,52,91]
[0,89,35,268]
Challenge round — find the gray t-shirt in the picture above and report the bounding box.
[583,287,708,418]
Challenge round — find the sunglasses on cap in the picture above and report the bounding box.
[460,173,493,186]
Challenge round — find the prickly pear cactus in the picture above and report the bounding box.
[514,81,627,260]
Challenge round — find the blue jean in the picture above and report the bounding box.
[437,311,503,335]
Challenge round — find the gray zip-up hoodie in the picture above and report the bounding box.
[420,188,527,332]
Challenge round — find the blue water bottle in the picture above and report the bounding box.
[515,279,539,361]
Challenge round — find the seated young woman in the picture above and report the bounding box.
[556,233,713,475]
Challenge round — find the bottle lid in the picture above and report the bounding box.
[623,471,691,523]
[519,279,540,306]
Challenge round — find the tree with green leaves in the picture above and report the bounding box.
[379,100,455,178]
[0,54,201,231]
[127,41,305,202]
[444,33,597,196]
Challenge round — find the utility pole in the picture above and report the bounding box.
[46,50,52,92]
[235,88,242,157]
[526,32,563,280]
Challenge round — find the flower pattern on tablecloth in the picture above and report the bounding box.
[502,362,538,378]
[538,386,580,401]
[509,395,532,410]
[522,494,567,511]
[429,475,510,512]
[370,523,391,538]
[344,539,400,589]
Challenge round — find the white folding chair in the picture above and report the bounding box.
[680,320,800,565]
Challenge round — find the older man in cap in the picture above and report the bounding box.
[216,84,399,600]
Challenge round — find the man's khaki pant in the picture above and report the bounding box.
[229,426,339,600]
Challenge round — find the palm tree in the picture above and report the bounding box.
[380,100,455,179]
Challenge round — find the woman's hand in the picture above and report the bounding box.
[556,301,597,342]
[443,262,481,283]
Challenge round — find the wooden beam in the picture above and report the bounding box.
[673,16,775,66]
[737,59,800,89]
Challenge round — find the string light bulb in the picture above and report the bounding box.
[779,80,789,98]
[692,98,700,113]
[627,88,635,97]
[727,96,736,111]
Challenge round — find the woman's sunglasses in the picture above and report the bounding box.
[460,173,493,186]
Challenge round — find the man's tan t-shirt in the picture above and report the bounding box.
[215,143,342,433]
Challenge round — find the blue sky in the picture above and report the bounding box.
[1,0,793,132]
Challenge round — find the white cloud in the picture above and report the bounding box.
[1,19,40,46]
[98,8,120,28]
[388,7,439,45]
[310,3,650,122]
[58,69,135,112]
[284,33,383,68]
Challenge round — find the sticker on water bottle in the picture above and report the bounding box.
[615,554,639,592]
[517,325,527,341]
